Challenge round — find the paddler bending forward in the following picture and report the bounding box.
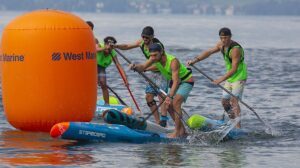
[130,43,194,138]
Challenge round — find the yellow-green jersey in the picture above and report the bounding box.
[96,42,117,68]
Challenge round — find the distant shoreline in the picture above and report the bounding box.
[0,0,300,16]
[1,10,300,17]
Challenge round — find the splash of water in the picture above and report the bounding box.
[187,116,242,144]
[264,123,281,136]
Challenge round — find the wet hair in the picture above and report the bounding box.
[153,38,165,50]
[149,43,163,52]
[104,36,117,45]
[141,26,154,36]
[86,21,94,30]
[219,27,232,36]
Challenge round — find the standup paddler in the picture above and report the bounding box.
[130,43,194,138]
[187,27,247,128]
[86,21,129,105]
[96,36,129,105]
[114,26,169,127]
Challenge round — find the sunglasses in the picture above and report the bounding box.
[142,36,151,39]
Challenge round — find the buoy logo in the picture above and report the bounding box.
[52,52,61,61]
[0,53,25,62]
[52,52,95,62]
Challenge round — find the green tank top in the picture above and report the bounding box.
[155,53,192,81]
[139,41,150,59]
[96,43,117,68]
[139,38,163,59]
[222,41,247,83]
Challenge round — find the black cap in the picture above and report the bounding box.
[141,26,154,36]
[104,36,117,44]
[149,43,163,52]
[219,27,232,36]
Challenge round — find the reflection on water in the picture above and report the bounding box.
[0,130,95,166]
[137,143,249,168]
[140,144,185,167]
[218,147,246,168]
[1,153,94,166]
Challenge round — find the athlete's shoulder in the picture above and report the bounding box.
[231,40,242,47]
[170,57,180,68]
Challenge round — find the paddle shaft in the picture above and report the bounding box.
[191,64,269,127]
[113,58,142,114]
[115,49,190,127]
[141,99,164,123]
[106,85,128,106]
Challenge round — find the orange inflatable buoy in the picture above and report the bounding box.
[0,9,97,132]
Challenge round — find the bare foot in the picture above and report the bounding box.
[167,132,177,138]
[235,122,241,128]
[167,132,188,138]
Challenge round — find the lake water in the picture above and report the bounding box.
[0,11,300,167]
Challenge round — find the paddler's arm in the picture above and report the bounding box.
[129,58,154,72]
[164,59,180,107]
[213,47,240,85]
[187,42,221,66]
[114,39,142,50]
[96,43,106,52]
[144,64,158,72]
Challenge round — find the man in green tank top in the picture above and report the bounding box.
[131,43,194,138]
[187,27,247,128]
[96,36,129,105]
[115,26,169,127]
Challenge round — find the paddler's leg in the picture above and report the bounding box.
[146,93,160,124]
[169,95,186,138]
[230,80,246,128]
[159,77,169,127]
[158,96,168,127]
[98,65,109,104]
[222,81,233,119]
[168,82,193,138]
[145,85,160,124]
[230,97,241,128]
[222,98,232,118]
[167,106,176,121]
